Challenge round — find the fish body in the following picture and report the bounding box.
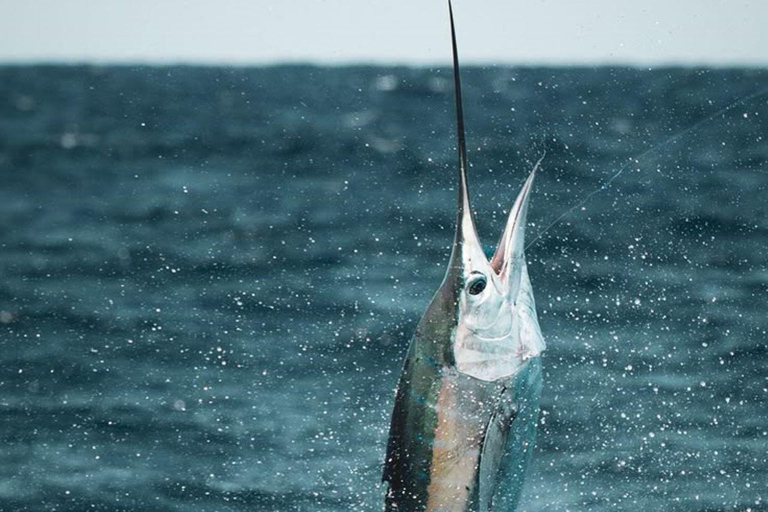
[382,3,545,511]
[384,337,542,511]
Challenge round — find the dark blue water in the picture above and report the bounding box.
[1,65,766,511]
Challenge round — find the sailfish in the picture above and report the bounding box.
[382,3,546,511]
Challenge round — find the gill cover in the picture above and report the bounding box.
[442,1,545,382]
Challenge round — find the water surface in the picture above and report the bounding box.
[0,65,766,511]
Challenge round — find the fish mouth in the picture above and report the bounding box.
[491,163,539,278]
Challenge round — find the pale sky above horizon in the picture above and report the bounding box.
[0,0,766,66]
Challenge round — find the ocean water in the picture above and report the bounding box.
[0,65,766,511]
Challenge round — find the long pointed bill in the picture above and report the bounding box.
[447,0,485,279]
[491,164,538,301]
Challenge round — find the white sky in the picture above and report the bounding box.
[0,0,766,66]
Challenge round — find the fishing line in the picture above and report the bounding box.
[526,84,768,250]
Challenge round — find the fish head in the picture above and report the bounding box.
[433,163,542,381]
[415,1,544,381]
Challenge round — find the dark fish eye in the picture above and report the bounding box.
[468,276,487,295]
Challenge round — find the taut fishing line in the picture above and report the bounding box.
[526,84,768,250]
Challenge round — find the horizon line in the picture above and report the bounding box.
[1,58,767,71]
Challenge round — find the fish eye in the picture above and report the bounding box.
[467,276,487,295]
